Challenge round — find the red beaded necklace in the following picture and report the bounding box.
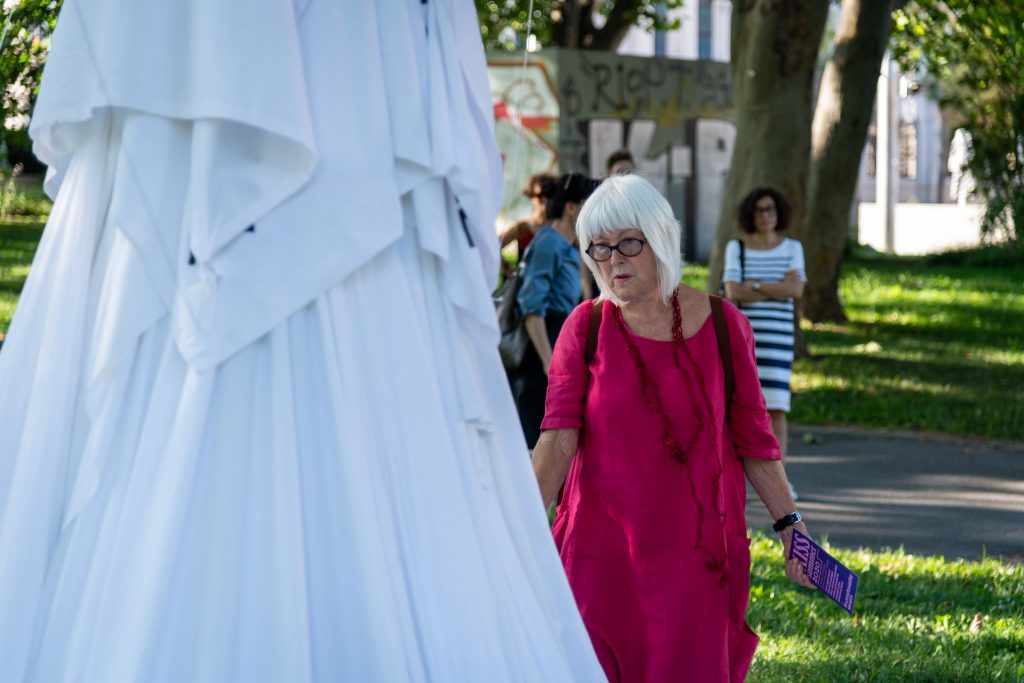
[611,289,729,586]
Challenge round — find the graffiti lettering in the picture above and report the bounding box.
[561,75,582,118]
[489,49,737,261]
[696,63,733,109]
[581,58,622,113]
[501,78,546,119]
[575,53,705,120]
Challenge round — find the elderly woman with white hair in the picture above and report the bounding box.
[532,175,812,682]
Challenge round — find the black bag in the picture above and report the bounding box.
[738,239,746,282]
[494,261,529,370]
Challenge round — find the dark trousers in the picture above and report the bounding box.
[508,312,569,449]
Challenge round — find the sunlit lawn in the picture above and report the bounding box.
[684,254,1024,441]
[746,531,1024,682]
[794,256,1023,441]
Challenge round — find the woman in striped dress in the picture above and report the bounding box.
[723,187,806,498]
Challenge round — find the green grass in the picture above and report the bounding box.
[0,179,52,219]
[0,220,44,336]
[747,531,1024,682]
[685,255,1024,441]
[0,175,50,337]
[681,261,710,290]
[793,256,1024,440]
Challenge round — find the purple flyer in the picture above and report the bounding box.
[788,529,859,614]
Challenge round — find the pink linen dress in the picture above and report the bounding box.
[543,298,781,682]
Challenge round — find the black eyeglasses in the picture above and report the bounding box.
[585,238,646,262]
[754,206,776,215]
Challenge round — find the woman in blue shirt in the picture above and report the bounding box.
[510,173,600,448]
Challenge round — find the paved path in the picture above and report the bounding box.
[745,426,1024,562]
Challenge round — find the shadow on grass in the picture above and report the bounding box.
[797,351,1024,392]
[810,310,1021,352]
[0,278,30,295]
[0,221,43,275]
[844,258,1024,286]
[791,384,1022,438]
[0,221,45,240]
[843,302,1024,342]
[0,223,44,266]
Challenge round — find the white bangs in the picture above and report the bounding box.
[576,174,683,304]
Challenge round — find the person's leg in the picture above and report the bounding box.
[769,409,788,461]
[518,372,547,449]
[510,344,547,450]
[769,409,797,500]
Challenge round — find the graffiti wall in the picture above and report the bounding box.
[488,52,561,226]
[487,48,735,261]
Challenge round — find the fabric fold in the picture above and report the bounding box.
[0,114,120,678]
[0,1,607,680]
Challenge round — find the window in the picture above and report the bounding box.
[866,123,876,177]
[698,0,712,60]
[899,122,917,180]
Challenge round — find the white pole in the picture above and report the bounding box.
[876,52,898,253]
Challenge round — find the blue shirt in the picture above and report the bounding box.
[517,226,581,319]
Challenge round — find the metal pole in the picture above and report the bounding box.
[877,51,898,253]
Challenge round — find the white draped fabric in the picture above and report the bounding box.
[0,0,604,680]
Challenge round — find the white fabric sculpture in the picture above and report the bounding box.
[0,0,604,680]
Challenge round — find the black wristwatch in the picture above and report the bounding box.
[773,511,802,533]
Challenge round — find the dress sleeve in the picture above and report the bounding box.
[790,239,807,282]
[516,238,555,318]
[540,301,591,431]
[721,239,742,283]
[724,301,781,459]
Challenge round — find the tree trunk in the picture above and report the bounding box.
[706,0,830,292]
[553,1,642,51]
[800,0,900,322]
[552,0,585,48]
[587,2,639,51]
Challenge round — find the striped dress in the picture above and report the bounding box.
[722,237,806,412]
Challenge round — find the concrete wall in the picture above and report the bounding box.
[487,48,736,261]
[857,78,951,205]
[488,52,561,224]
[857,203,986,254]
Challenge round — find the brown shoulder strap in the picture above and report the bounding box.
[709,295,734,423]
[585,298,604,366]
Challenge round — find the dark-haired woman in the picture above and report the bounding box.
[509,173,600,448]
[723,187,806,499]
[500,172,557,257]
